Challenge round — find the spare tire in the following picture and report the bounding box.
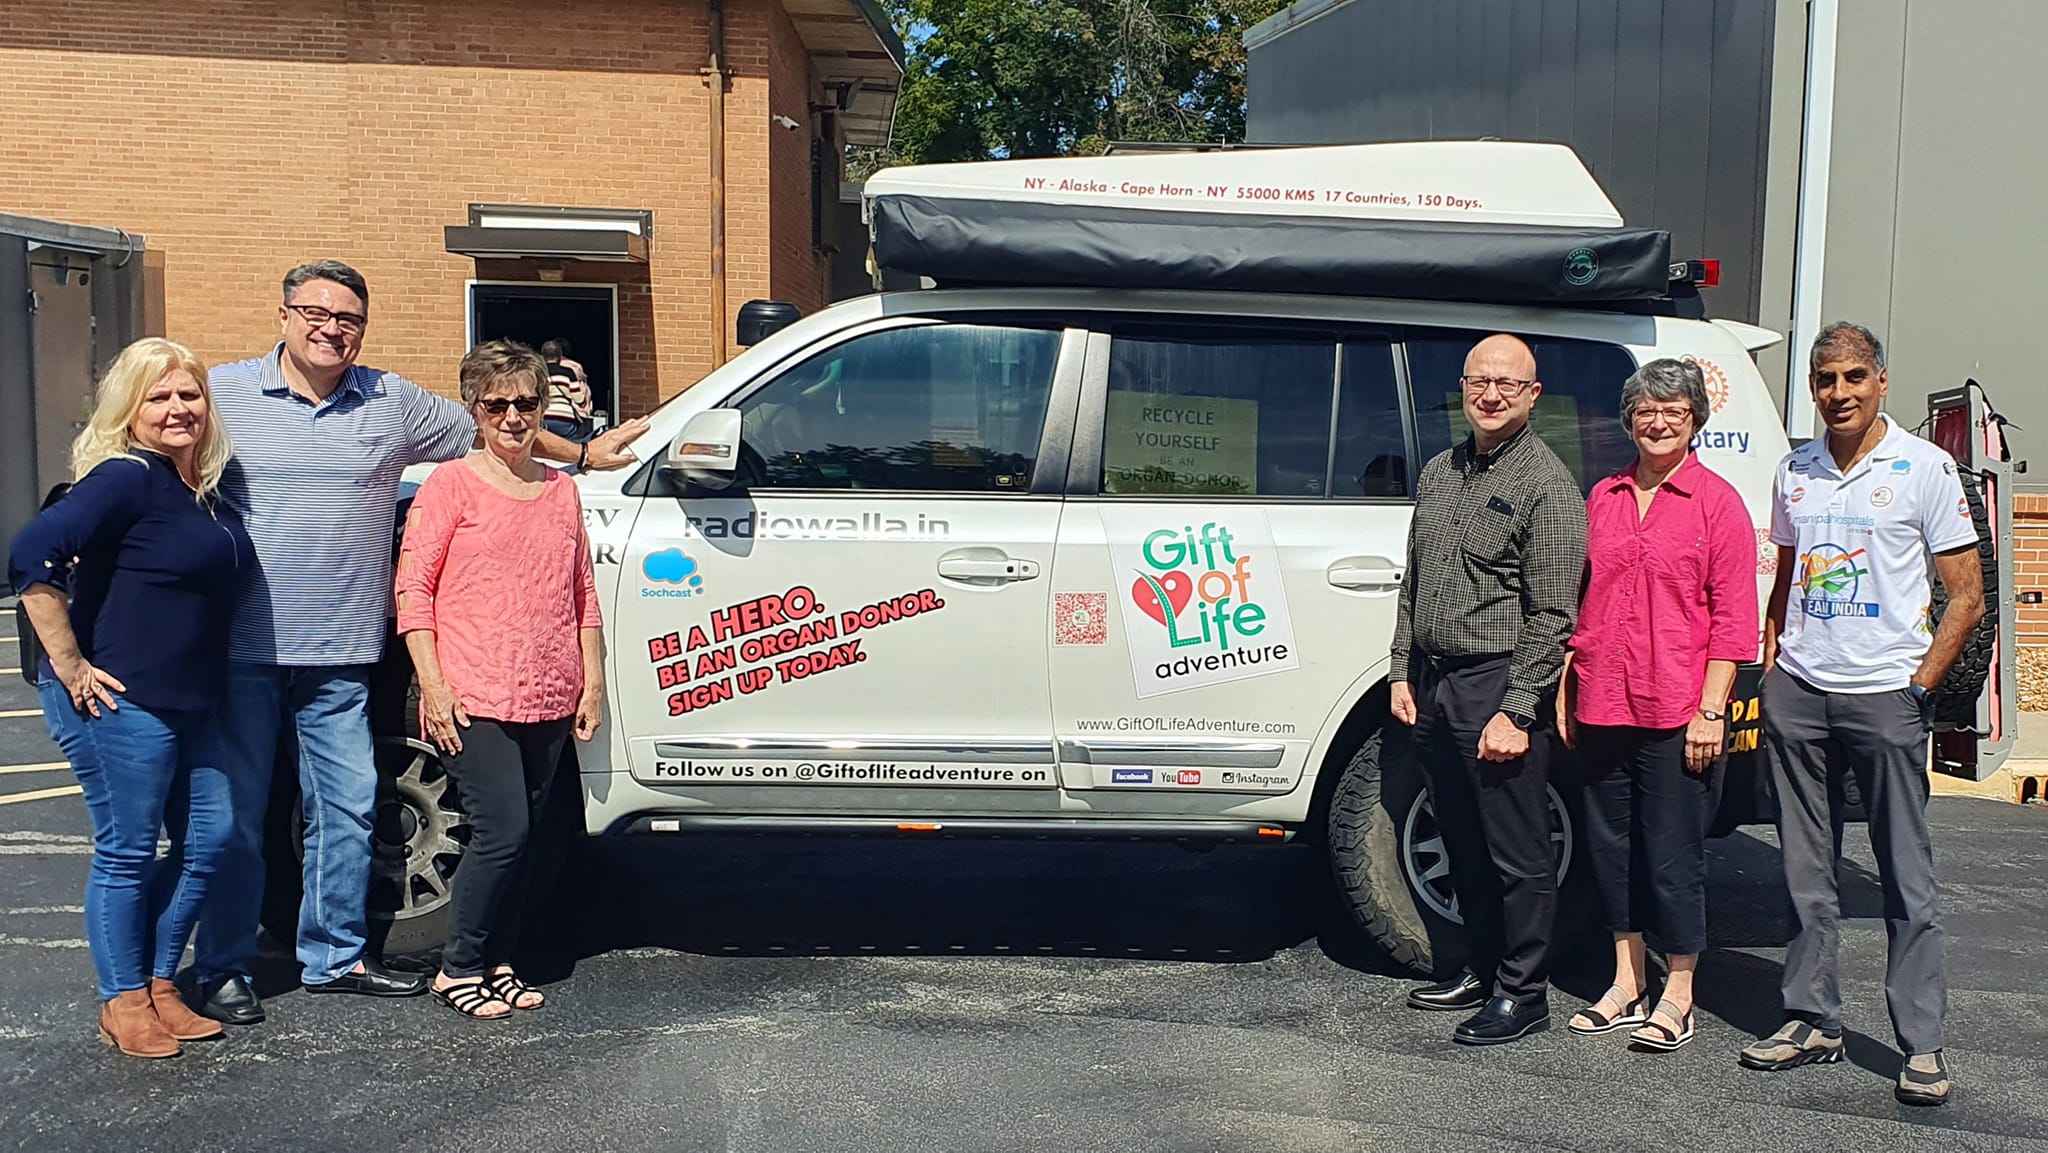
[1932,465,1998,725]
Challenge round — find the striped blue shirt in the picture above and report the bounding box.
[211,344,475,665]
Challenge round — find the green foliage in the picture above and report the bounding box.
[876,0,1290,165]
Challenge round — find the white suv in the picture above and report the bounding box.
[263,145,1802,969]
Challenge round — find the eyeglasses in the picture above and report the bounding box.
[285,303,367,334]
[1460,375,1536,398]
[477,396,542,415]
[1633,406,1695,426]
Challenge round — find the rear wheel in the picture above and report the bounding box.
[1325,727,1582,975]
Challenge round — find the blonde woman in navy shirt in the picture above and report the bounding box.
[9,338,251,1058]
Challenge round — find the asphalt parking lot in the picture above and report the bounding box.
[3,639,2047,1152]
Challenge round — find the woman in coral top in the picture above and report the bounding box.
[1557,358,1758,1052]
[395,340,604,1019]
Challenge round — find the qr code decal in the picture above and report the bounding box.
[1055,592,1109,646]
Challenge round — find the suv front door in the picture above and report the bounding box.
[615,319,1079,808]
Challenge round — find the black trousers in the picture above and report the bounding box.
[440,716,571,978]
[1411,653,1556,1003]
[1578,723,1720,956]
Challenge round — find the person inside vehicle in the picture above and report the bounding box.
[1389,333,1588,1045]
[395,340,605,1019]
[1741,321,1982,1106]
[7,338,251,1057]
[1558,357,1758,1051]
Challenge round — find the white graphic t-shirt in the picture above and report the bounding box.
[1769,414,1978,693]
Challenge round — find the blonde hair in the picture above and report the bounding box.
[71,338,233,500]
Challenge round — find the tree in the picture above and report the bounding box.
[853,0,1288,174]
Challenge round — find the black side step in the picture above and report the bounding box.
[611,814,1295,845]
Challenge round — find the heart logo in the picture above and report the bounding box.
[1130,571,1193,626]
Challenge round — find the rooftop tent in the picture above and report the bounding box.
[862,141,1676,305]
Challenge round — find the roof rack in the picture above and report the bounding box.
[863,142,1683,309]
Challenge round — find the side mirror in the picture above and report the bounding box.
[736,299,802,346]
[664,408,743,491]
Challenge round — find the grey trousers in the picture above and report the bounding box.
[1762,666,1946,1054]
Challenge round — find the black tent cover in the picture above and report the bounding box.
[869,194,1675,305]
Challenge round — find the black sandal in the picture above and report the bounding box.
[487,971,545,1010]
[1569,987,1652,1035]
[434,979,512,1019]
[1629,1001,1695,1051]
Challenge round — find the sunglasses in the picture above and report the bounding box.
[476,396,542,415]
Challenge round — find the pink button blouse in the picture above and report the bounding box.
[395,460,602,723]
[1567,453,1759,729]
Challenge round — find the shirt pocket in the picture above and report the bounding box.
[353,434,394,486]
[1645,525,1708,586]
[1461,507,1518,565]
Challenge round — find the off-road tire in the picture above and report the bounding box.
[1932,466,1998,725]
[1325,729,1438,973]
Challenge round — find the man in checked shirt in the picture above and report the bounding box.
[1390,333,1589,1045]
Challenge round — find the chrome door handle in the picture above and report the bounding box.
[1327,560,1405,589]
[937,550,1040,583]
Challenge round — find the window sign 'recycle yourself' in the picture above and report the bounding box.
[1103,391,1261,495]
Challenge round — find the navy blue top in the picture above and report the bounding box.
[7,451,253,713]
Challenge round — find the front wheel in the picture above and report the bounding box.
[260,736,470,960]
[1325,727,1581,975]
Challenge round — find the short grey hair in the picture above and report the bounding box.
[282,260,369,308]
[1620,357,1711,432]
[1810,320,1885,372]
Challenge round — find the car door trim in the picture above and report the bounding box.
[1057,738,1287,769]
[654,737,1057,764]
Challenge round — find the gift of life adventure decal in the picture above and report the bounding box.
[1103,510,1298,698]
[642,584,946,716]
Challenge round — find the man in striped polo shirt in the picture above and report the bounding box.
[187,260,646,1024]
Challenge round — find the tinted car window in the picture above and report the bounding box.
[737,323,1059,493]
[1330,340,1407,497]
[1405,332,1637,494]
[1101,332,1337,497]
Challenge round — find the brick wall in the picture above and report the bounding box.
[2016,493,2048,643]
[0,0,820,412]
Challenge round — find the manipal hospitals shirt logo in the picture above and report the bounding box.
[1104,510,1299,699]
[1797,544,1880,619]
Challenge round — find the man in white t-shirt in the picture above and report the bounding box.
[1739,322,1983,1107]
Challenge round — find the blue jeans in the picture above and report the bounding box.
[197,662,377,987]
[38,680,234,1001]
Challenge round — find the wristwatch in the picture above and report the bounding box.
[1504,709,1535,732]
[1904,683,1930,702]
[1697,707,1725,722]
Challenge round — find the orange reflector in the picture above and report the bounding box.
[1257,826,1285,838]
[897,822,943,832]
[678,442,732,458]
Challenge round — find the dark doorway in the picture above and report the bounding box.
[469,283,618,420]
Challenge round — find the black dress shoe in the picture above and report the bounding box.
[196,975,266,1026]
[1454,995,1550,1045]
[303,957,431,998]
[1407,971,1488,1012]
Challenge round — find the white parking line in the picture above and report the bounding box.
[0,668,18,676]
[0,709,42,719]
[0,905,85,915]
[0,763,68,775]
[0,933,89,949]
[0,785,83,807]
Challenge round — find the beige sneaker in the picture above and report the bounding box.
[1738,1020,1842,1070]
[1895,1051,1951,1106]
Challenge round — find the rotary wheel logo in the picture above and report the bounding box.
[1685,355,1731,413]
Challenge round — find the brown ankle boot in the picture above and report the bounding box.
[149,978,224,1041]
[98,988,180,1058]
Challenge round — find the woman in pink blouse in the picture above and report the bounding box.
[395,340,604,1020]
[1558,358,1758,1052]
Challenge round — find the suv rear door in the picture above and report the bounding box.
[1048,319,1416,803]
[613,317,1081,805]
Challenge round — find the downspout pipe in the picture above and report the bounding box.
[707,0,729,367]
[1786,0,1838,439]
